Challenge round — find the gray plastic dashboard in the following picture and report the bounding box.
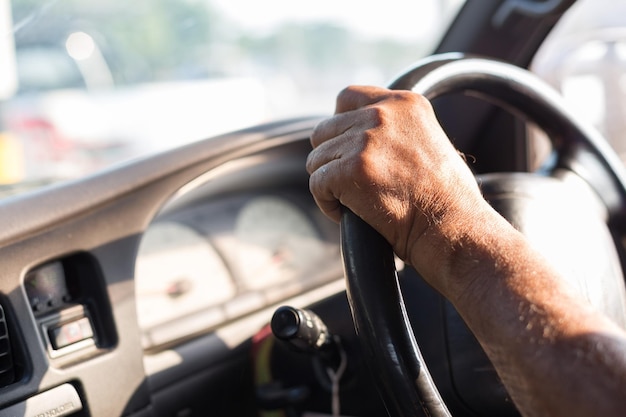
[0,116,325,417]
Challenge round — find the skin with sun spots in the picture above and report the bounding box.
[306,85,626,417]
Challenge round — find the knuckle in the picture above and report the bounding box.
[407,91,432,110]
[308,171,321,195]
[337,85,359,101]
[335,86,358,111]
[310,119,328,148]
[360,152,379,178]
[305,151,317,174]
[349,149,378,186]
[387,89,431,111]
[364,104,387,125]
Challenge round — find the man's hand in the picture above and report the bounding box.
[306,85,493,297]
[306,85,626,417]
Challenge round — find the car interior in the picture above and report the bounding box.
[1,0,626,416]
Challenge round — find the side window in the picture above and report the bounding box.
[533,0,626,162]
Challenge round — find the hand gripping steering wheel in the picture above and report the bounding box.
[340,54,626,417]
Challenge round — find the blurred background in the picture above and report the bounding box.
[0,0,462,186]
[1,0,626,190]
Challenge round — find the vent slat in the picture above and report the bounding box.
[0,304,15,387]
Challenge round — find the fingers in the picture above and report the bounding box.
[312,86,427,150]
[306,137,336,174]
[306,125,348,222]
[307,85,392,222]
[310,112,355,150]
[310,85,391,149]
[307,85,433,225]
[306,128,355,221]
[308,159,343,223]
[334,85,390,114]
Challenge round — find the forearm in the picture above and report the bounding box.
[306,85,626,415]
[418,207,626,417]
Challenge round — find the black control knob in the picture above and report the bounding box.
[271,306,333,353]
[272,305,344,370]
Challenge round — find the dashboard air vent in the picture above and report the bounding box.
[0,304,15,387]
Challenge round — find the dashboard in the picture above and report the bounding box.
[0,118,359,417]
[136,188,342,350]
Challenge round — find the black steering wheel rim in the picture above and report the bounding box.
[341,53,626,417]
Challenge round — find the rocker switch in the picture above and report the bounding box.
[49,317,94,350]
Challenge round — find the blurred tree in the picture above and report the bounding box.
[239,21,424,86]
[11,0,217,83]
[10,0,426,87]
[102,0,217,82]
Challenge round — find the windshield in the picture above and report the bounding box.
[0,0,464,190]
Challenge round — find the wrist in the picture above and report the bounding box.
[408,199,519,303]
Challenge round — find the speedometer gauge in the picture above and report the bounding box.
[135,222,235,331]
[234,196,327,291]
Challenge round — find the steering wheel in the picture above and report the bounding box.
[340,53,626,417]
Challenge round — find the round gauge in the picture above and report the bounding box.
[234,196,327,291]
[135,222,235,331]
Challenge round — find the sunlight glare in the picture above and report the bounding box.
[65,31,96,61]
[210,0,450,41]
